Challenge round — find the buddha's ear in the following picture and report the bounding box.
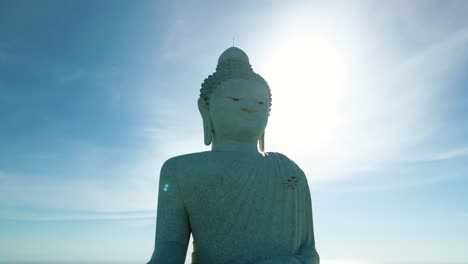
[198,98,212,146]
[258,132,265,152]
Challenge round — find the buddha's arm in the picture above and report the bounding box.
[293,180,320,264]
[147,160,191,264]
[249,175,319,264]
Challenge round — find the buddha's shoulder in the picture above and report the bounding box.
[263,151,291,159]
[161,151,305,176]
[263,151,297,163]
[161,151,218,170]
[263,151,305,172]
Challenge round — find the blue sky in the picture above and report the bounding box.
[1,0,468,263]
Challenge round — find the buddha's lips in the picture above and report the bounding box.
[240,108,257,113]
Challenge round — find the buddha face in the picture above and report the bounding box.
[208,78,270,143]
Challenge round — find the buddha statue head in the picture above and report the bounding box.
[198,47,272,152]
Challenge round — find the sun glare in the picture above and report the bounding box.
[264,35,349,153]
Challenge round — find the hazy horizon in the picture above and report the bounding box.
[1,260,467,264]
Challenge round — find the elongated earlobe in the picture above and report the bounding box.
[198,98,213,146]
[259,132,265,152]
[203,119,213,145]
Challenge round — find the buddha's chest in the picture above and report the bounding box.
[180,159,284,200]
[178,158,302,220]
[176,158,305,256]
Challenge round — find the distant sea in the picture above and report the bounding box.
[1,261,466,264]
[0,260,468,264]
[0,262,143,264]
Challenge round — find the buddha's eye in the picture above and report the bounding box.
[227,96,240,101]
[258,101,265,105]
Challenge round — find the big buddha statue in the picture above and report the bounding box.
[147,47,319,264]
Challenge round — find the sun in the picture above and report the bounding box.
[264,35,349,154]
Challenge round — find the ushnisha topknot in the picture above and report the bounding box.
[199,47,272,111]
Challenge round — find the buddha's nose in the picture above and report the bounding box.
[240,98,258,113]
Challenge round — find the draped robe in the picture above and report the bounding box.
[148,151,319,264]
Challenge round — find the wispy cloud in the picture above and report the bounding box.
[315,170,464,193]
[0,210,155,221]
[0,146,161,212]
[430,147,468,161]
